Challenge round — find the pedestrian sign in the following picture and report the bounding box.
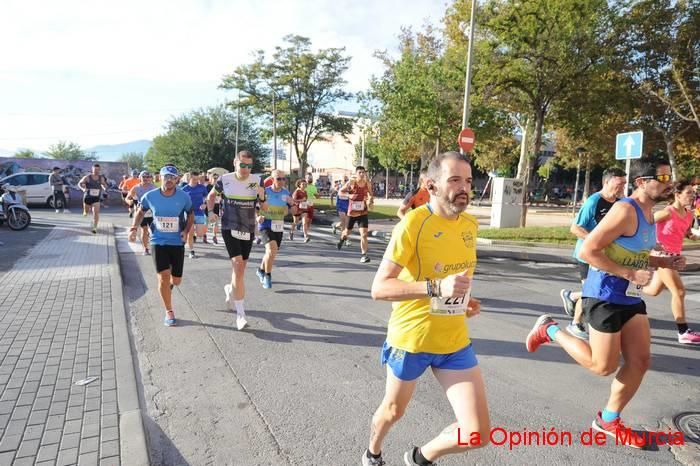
[615,131,643,160]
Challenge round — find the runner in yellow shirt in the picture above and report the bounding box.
[362,151,489,466]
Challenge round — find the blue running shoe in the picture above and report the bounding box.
[164,310,176,327]
[256,268,265,283]
[262,275,272,289]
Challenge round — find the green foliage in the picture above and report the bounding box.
[220,35,353,175]
[13,149,35,158]
[46,141,97,161]
[118,152,145,171]
[145,106,268,173]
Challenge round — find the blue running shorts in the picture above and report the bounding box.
[381,341,478,381]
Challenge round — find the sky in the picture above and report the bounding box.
[0,0,444,153]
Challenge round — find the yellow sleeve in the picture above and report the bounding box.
[383,218,415,268]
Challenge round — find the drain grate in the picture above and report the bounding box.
[673,412,700,444]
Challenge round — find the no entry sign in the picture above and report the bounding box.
[458,128,475,153]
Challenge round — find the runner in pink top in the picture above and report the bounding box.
[644,180,700,345]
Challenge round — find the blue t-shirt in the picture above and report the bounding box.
[572,192,616,263]
[140,188,193,246]
[182,184,209,217]
[259,187,292,231]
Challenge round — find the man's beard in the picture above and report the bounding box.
[442,192,470,215]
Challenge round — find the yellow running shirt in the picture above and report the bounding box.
[384,204,478,354]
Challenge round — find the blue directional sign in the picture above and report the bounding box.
[615,131,643,160]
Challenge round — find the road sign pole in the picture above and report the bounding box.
[626,157,631,196]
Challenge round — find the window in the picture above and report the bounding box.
[4,174,28,186]
[27,174,49,185]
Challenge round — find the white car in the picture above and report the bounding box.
[0,172,63,208]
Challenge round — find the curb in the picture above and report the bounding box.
[107,224,150,465]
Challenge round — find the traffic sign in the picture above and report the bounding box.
[458,128,476,153]
[615,131,643,160]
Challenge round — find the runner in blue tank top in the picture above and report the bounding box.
[526,156,685,448]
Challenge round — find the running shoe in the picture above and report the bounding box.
[403,447,433,465]
[345,239,351,247]
[566,322,589,340]
[332,225,337,235]
[262,275,272,289]
[82,212,87,216]
[336,239,344,250]
[188,250,196,259]
[255,236,262,245]
[91,227,97,234]
[55,209,60,213]
[224,284,233,308]
[303,237,310,243]
[525,314,557,352]
[559,289,576,317]
[362,449,385,466]
[143,248,151,256]
[164,311,177,327]
[678,329,700,345]
[360,255,370,263]
[203,235,208,244]
[236,315,248,331]
[213,236,218,245]
[592,412,645,449]
[256,268,265,283]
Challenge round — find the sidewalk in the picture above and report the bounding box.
[0,223,147,465]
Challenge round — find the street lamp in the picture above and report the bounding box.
[460,0,477,155]
[572,146,586,214]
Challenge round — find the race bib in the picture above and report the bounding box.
[271,220,284,232]
[155,216,179,233]
[306,200,314,207]
[351,201,365,211]
[89,189,100,197]
[430,289,471,316]
[625,281,643,298]
[299,201,309,209]
[230,230,251,240]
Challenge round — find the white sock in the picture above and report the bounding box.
[234,300,245,316]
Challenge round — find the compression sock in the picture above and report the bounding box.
[234,300,245,316]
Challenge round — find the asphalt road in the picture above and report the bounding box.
[20,208,700,465]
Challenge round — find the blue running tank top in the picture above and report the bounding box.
[582,198,656,305]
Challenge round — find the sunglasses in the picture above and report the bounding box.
[239,163,254,169]
[163,174,178,180]
[275,177,287,181]
[640,174,672,183]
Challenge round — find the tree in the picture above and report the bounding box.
[145,106,268,173]
[14,149,35,158]
[220,35,353,176]
[466,0,617,225]
[118,152,145,171]
[46,141,97,161]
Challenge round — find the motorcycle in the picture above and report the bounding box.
[0,184,31,230]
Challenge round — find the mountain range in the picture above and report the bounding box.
[0,140,152,162]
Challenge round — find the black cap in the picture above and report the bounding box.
[53,166,60,170]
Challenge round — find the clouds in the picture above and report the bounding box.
[0,0,440,150]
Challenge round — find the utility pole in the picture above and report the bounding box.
[272,92,277,170]
[460,0,477,155]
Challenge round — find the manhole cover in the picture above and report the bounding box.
[673,412,700,444]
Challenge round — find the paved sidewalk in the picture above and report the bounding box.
[0,222,147,465]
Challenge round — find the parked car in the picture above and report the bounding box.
[0,172,63,208]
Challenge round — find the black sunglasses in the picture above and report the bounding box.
[275,177,287,181]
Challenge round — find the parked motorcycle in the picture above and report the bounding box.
[0,184,31,230]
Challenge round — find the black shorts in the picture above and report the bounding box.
[582,298,647,334]
[213,204,221,216]
[83,195,101,205]
[152,245,185,277]
[578,262,590,282]
[222,230,253,260]
[347,214,369,230]
[260,229,283,247]
[140,216,154,228]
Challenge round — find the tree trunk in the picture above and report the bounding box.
[583,154,591,200]
[519,110,544,227]
[666,136,678,181]
[385,165,390,200]
[516,120,529,179]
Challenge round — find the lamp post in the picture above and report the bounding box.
[572,147,586,215]
[272,91,277,170]
[460,0,477,155]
